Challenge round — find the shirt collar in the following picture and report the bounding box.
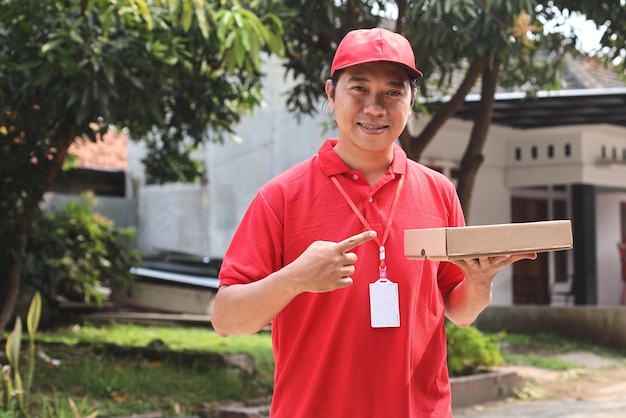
[318,138,408,177]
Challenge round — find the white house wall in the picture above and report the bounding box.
[506,125,626,188]
[596,189,626,305]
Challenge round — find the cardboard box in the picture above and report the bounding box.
[404,220,573,261]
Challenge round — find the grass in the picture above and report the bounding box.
[2,322,274,417]
[492,331,626,370]
[504,353,580,370]
[3,323,626,417]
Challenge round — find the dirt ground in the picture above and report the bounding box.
[454,351,626,417]
[503,351,626,401]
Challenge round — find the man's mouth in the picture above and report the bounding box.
[358,123,388,130]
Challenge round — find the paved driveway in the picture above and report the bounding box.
[454,397,626,417]
[454,352,626,418]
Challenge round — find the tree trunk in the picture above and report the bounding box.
[456,59,501,218]
[0,129,77,334]
[400,56,489,162]
[0,251,23,334]
[395,0,407,33]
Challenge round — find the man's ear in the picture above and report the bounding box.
[325,79,335,105]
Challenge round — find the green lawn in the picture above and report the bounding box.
[3,323,274,417]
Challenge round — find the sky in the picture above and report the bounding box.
[542,12,607,53]
[372,2,608,54]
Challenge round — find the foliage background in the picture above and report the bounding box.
[0,0,284,333]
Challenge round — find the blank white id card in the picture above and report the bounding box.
[369,279,400,328]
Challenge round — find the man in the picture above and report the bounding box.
[211,28,536,417]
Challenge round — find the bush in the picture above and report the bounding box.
[24,192,142,306]
[446,322,503,376]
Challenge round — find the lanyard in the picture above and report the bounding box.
[330,174,405,279]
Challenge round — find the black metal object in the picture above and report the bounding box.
[132,248,223,289]
[453,88,626,130]
[571,184,598,305]
[142,248,222,277]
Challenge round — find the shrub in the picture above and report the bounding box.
[446,322,503,376]
[24,193,141,306]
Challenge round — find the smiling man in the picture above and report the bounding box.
[211,28,535,417]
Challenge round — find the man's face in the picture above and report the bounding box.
[326,62,415,153]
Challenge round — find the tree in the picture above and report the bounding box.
[548,0,626,78]
[0,0,284,334]
[279,0,621,214]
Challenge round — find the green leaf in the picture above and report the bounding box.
[216,10,233,42]
[6,317,22,370]
[233,9,244,28]
[27,291,42,337]
[193,0,210,39]
[181,1,193,32]
[41,38,63,54]
[133,0,153,30]
[14,370,24,415]
[168,0,180,16]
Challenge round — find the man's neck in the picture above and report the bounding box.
[333,142,394,187]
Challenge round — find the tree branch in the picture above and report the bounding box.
[403,56,490,162]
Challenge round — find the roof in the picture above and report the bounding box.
[69,126,128,170]
[455,87,626,129]
[447,55,626,129]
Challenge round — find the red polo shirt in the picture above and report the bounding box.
[219,139,465,417]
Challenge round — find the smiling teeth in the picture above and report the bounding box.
[361,124,384,129]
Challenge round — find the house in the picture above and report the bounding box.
[128,54,626,307]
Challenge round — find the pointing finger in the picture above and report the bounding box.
[336,230,377,253]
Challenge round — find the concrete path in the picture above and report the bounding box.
[454,351,626,418]
[454,397,626,417]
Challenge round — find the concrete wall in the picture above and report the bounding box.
[203,57,328,256]
[137,183,211,256]
[474,305,626,349]
[42,192,138,230]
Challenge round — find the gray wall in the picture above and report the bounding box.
[474,305,626,349]
[42,192,138,230]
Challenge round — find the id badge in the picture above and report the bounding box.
[369,278,400,328]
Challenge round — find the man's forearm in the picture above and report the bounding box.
[444,276,494,328]
[211,270,301,336]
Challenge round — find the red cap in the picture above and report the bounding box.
[331,28,423,79]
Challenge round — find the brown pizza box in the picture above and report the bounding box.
[404,220,573,261]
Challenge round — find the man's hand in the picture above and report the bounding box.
[451,253,537,285]
[285,230,377,293]
[445,253,537,327]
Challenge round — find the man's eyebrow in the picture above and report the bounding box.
[346,75,408,88]
[346,75,369,83]
[387,80,408,88]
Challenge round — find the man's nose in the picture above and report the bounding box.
[363,94,386,116]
